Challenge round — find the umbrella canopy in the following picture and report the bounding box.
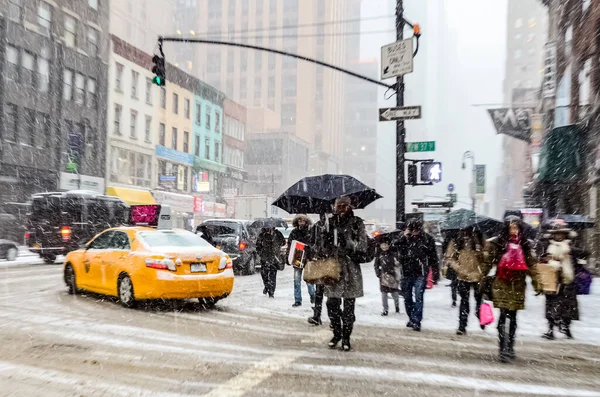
[250,217,288,229]
[272,174,382,214]
[440,209,504,237]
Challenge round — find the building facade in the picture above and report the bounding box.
[222,99,247,196]
[0,0,109,203]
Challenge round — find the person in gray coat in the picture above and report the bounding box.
[322,196,368,352]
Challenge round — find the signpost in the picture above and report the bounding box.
[379,106,421,121]
[446,193,457,204]
[406,141,435,152]
[381,38,414,79]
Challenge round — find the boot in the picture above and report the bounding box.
[307,316,322,326]
[507,332,516,359]
[498,325,510,363]
[381,310,389,316]
[542,324,555,340]
[560,323,573,339]
[456,327,466,336]
[329,319,342,349]
[341,322,353,352]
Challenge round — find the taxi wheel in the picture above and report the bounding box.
[118,274,136,308]
[64,264,78,295]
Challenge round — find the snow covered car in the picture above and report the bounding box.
[63,205,234,308]
[0,240,19,261]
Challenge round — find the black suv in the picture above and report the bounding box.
[197,219,257,275]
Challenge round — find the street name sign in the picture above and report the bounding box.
[381,38,414,79]
[406,141,435,152]
[379,106,422,121]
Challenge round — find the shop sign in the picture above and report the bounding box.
[193,196,203,213]
[151,190,193,213]
[200,201,227,217]
[155,145,194,165]
[59,172,105,194]
[193,173,210,192]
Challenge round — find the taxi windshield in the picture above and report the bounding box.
[138,231,213,249]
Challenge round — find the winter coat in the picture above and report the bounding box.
[374,249,401,293]
[446,239,485,283]
[315,211,368,299]
[256,229,285,268]
[482,237,540,311]
[394,233,440,281]
[544,239,579,322]
[286,226,311,265]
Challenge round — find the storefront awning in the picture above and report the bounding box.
[194,158,227,173]
[537,125,585,184]
[106,186,156,205]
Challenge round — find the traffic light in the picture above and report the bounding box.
[407,164,417,185]
[152,54,166,86]
[421,162,442,183]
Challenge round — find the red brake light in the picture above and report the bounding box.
[24,232,31,239]
[61,226,71,242]
[239,241,248,251]
[373,231,380,237]
[145,258,176,271]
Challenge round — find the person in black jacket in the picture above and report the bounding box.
[395,218,440,331]
[374,235,401,316]
[286,214,314,307]
[195,225,215,247]
[257,226,285,298]
[307,213,330,326]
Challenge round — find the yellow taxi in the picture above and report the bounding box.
[63,205,234,308]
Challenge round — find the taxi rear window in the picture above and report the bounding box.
[138,231,212,248]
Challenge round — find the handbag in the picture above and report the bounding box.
[480,302,495,326]
[381,273,397,289]
[303,257,341,285]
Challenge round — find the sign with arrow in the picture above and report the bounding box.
[379,106,421,121]
[381,38,414,79]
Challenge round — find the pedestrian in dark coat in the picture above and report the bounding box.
[307,213,330,326]
[257,226,285,298]
[482,216,540,363]
[286,214,314,307]
[374,235,401,316]
[395,218,440,332]
[319,197,368,351]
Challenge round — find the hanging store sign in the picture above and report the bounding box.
[543,42,557,99]
[475,165,486,194]
[487,108,533,142]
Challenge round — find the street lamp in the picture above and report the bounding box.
[462,151,476,211]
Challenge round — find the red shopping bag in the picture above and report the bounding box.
[498,243,528,281]
[426,268,433,289]
[480,302,495,326]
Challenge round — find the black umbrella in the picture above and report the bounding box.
[440,208,503,237]
[250,217,288,229]
[272,174,382,214]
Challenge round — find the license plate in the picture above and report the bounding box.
[190,263,207,273]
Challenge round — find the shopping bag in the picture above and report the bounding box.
[426,268,434,289]
[498,243,528,281]
[303,258,341,285]
[480,302,495,326]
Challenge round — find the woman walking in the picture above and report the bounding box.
[374,234,401,316]
[445,227,485,335]
[483,216,540,363]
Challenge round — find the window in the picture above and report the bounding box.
[528,17,536,27]
[144,116,152,142]
[64,15,77,48]
[37,57,49,92]
[25,108,35,145]
[8,0,23,22]
[195,103,202,124]
[5,104,18,142]
[215,112,221,133]
[6,46,19,82]
[565,26,573,58]
[74,73,85,105]
[86,78,96,108]
[115,62,123,91]
[514,49,521,59]
[159,123,165,145]
[183,131,189,153]
[131,71,139,99]
[145,78,153,104]
[37,112,50,149]
[87,28,99,56]
[89,0,98,10]
[195,135,200,156]
[173,93,179,114]
[89,231,115,250]
[205,139,210,159]
[21,51,35,87]
[114,104,122,134]
[228,50,234,72]
[38,2,52,36]
[514,18,522,28]
[160,87,166,108]
[205,107,211,129]
[215,142,220,162]
[527,32,535,42]
[112,231,130,250]
[130,110,137,138]
[172,127,178,150]
[241,54,247,72]
[63,69,73,100]
[270,0,277,12]
[184,98,190,119]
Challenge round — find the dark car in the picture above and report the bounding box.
[0,240,19,261]
[197,219,257,275]
[25,191,128,264]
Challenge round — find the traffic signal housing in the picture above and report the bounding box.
[152,55,166,86]
[421,162,442,183]
[407,164,418,185]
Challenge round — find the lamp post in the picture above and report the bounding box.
[462,151,476,211]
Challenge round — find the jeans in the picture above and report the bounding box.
[458,280,483,329]
[382,291,400,312]
[261,265,277,296]
[401,276,426,325]
[326,297,356,340]
[294,268,315,304]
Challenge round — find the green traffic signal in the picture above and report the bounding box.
[152,76,162,85]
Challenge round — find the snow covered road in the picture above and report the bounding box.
[0,263,599,396]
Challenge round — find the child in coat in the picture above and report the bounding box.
[374,236,401,316]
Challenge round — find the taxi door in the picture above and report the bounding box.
[101,230,132,294]
[82,230,115,293]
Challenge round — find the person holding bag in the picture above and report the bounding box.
[256,226,286,298]
[482,216,540,363]
[286,214,314,307]
[374,235,401,316]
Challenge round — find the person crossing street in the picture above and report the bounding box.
[286,214,315,307]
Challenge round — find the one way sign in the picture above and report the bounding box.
[379,106,422,121]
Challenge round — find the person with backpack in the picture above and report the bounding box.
[482,216,540,363]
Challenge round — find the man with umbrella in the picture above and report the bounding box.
[256,220,285,298]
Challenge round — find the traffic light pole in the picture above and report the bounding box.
[396,0,406,229]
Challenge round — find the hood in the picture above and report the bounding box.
[292,214,312,228]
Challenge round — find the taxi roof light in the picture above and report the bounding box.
[129,204,173,230]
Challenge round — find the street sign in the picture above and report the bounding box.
[475,165,486,194]
[379,106,421,121]
[381,38,414,79]
[406,141,435,152]
[446,193,457,204]
[448,183,455,192]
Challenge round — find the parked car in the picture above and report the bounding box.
[0,240,19,261]
[197,219,257,275]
